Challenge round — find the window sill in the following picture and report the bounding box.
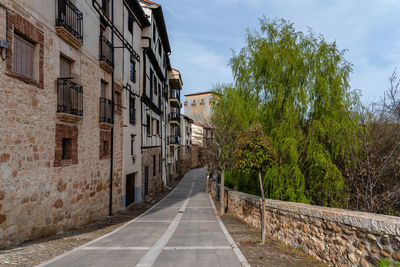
[5,71,42,88]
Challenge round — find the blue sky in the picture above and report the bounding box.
[156,0,400,103]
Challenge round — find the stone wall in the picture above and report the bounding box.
[0,1,123,247]
[211,185,400,267]
[178,146,191,175]
[191,144,201,169]
[141,147,163,197]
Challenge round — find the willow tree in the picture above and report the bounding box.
[210,85,258,214]
[235,125,276,244]
[230,18,359,206]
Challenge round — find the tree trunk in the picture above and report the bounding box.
[258,170,266,244]
[220,168,225,215]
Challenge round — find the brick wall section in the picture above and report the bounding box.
[141,147,163,197]
[178,147,191,175]
[211,185,400,267]
[190,144,201,168]
[54,124,78,167]
[6,10,44,88]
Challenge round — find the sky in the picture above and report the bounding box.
[155,0,400,103]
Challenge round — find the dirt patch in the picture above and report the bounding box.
[214,200,329,267]
[0,176,183,267]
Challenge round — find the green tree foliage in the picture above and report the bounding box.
[234,125,277,243]
[217,18,359,207]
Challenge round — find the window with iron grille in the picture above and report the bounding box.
[130,60,136,83]
[13,33,35,79]
[62,138,71,160]
[129,96,136,124]
[130,134,134,156]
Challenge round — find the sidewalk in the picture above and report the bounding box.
[213,200,328,267]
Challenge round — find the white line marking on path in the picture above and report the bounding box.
[185,206,213,209]
[79,247,151,251]
[35,178,187,267]
[180,220,217,223]
[135,186,193,267]
[209,194,251,267]
[163,246,231,250]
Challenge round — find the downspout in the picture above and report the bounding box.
[109,0,115,216]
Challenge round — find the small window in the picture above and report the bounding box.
[156,120,160,135]
[62,138,71,160]
[115,91,121,112]
[102,0,110,17]
[153,76,157,96]
[129,96,136,124]
[101,80,108,98]
[130,134,135,156]
[150,70,154,98]
[153,155,156,176]
[128,14,133,34]
[103,140,108,156]
[130,60,136,83]
[146,115,151,136]
[13,33,34,79]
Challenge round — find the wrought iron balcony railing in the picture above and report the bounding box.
[170,112,180,122]
[56,0,83,42]
[99,97,113,124]
[170,89,180,101]
[99,35,113,67]
[57,78,83,116]
[169,135,181,145]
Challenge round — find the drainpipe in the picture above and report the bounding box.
[109,0,115,216]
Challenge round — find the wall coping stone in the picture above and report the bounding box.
[225,188,400,236]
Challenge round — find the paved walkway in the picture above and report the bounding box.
[38,169,248,267]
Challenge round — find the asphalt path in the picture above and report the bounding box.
[37,168,249,267]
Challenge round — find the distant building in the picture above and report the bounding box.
[183,91,213,125]
[178,115,193,175]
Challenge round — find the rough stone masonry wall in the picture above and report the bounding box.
[0,2,122,247]
[211,185,400,267]
[141,147,163,197]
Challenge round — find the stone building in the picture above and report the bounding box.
[184,91,213,125]
[178,115,193,175]
[0,0,180,247]
[166,68,182,183]
[139,0,170,198]
[0,0,127,247]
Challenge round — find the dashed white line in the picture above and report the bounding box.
[164,246,231,250]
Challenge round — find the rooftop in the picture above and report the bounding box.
[184,91,213,97]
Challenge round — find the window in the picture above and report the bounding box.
[102,0,110,17]
[130,134,135,156]
[115,91,121,113]
[128,14,133,34]
[153,155,156,176]
[156,120,160,135]
[153,76,157,96]
[60,55,72,78]
[103,140,108,156]
[152,118,156,135]
[62,138,71,160]
[130,60,136,83]
[101,80,108,98]
[129,96,136,124]
[159,154,161,173]
[150,70,154,98]
[13,33,34,79]
[146,115,151,136]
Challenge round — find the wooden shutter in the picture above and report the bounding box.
[60,56,71,78]
[13,34,34,79]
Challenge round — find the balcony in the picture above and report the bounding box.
[57,78,83,123]
[169,89,181,107]
[169,135,181,146]
[170,112,180,125]
[55,0,83,49]
[99,97,113,129]
[99,35,114,73]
